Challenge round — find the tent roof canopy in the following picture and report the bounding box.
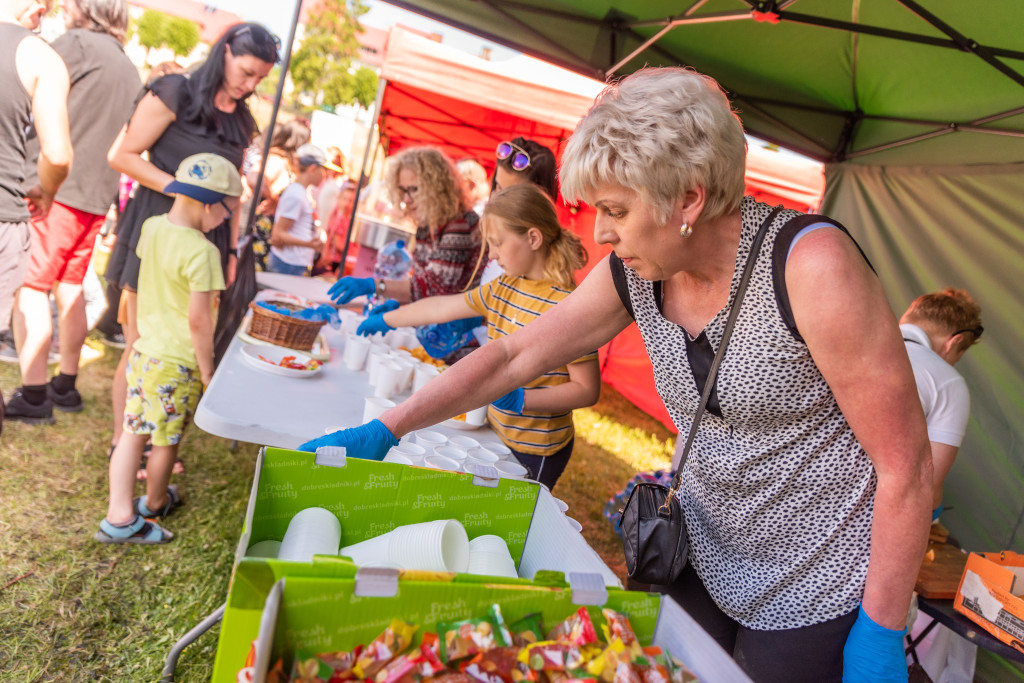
[384,0,1024,165]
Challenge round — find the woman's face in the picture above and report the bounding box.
[591,182,684,282]
[494,166,529,193]
[396,167,422,221]
[221,45,273,101]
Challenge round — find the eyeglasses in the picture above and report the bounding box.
[219,200,234,219]
[496,141,531,171]
[397,185,419,200]
[953,325,983,340]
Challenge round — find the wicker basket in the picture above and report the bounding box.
[247,301,326,351]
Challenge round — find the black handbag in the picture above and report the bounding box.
[620,206,782,585]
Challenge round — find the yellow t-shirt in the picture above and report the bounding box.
[464,274,598,456]
[133,214,224,368]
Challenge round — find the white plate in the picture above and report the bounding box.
[240,344,323,379]
[443,418,484,431]
[238,314,331,360]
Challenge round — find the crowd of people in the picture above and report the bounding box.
[0,4,989,679]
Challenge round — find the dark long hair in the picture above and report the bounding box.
[181,23,280,141]
[490,136,559,201]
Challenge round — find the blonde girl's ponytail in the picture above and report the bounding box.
[481,184,589,290]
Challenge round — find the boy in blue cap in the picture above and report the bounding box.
[96,153,240,544]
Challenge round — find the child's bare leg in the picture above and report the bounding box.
[144,443,179,509]
[107,433,148,524]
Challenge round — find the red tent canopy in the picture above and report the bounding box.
[376,27,825,431]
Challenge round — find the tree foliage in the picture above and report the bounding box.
[290,0,377,110]
[130,9,200,58]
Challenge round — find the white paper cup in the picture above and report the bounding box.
[363,396,396,423]
[393,358,416,393]
[340,532,391,566]
[435,445,468,463]
[480,442,513,460]
[388,519,469,572]
[448,435,480,451]
[343,334,371,370]
[391,442,427,464]
[467,550,518,578]
[464,405,488,426]
[382,452,413,465]
[413,363,440,392]
[246,539,282,558]
[414,429,447,450]
[495,460,529,479]
[552,497,569,513]
[468,534,510,554]
[424,453,461,472]
[367,347,391,385]
[464,449,499,470]
[339,310,363,336]
[397,327,421,349]
[373,359,402,399]
[565,516,583,533]
[278,507,342,562]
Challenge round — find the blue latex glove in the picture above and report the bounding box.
[931,505,943,522]
[366,298,400,316]
[842,605,908,682]
[297,419,399,460]
[357,314,394,337]
[294,303,341,329]
[328,276,374,304]
[492,387,525,414]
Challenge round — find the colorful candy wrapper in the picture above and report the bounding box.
[518,641,592,672]
[546,607,598,646]
[440,606,508,662]
[600,610,639,647]
[611,662,643,683]
[461,647,525,683]
[289,649,335,682]
[509,612,545,648]
[353,619,418,679]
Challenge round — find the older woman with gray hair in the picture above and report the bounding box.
[301,67,930,682]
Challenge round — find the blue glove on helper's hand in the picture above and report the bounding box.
[842,605,908,683]
[491,387,525,414]
[297,419,399,461]
[357,314,394,337]
[328,276,375,304]
[366,298,400,316]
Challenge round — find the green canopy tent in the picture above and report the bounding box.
[381,0,1024,558]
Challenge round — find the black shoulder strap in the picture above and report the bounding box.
[608,252,636,320]
[771,214,875,342]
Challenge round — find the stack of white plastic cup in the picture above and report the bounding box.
[278,507,342,562]
[382,452,413,465]
[338,310,363,337]
[373,359,402,399]
[246,539,283,558]
[393,357,416,393]
[388,519,470,572]
[343,334,371,371]
[466,534,518,578]
[463,405,488,426]
[367,345,391,385]
[339,531,392,566]
[565,517,583,533]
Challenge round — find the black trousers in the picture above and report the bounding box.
[656,563,858,682]
[512,437,573,491]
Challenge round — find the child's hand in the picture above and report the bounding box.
[492,388,525,414]
[357,315,393,337]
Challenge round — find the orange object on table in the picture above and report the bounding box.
[915,541,969,600]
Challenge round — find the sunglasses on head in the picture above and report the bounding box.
[231,25,282,55]
[496,141,531,172]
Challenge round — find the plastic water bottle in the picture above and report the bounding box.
[417,316,485,359]
[374,239,412,280]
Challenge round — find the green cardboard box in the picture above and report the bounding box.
[221,570,752,683]
[213,446,625,676]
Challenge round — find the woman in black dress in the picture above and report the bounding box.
[105,23,279,457]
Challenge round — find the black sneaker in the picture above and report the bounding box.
[99,331,126,349]
[4,389,55,425]
[47,380,83,413]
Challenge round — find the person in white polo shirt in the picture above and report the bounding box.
[899,288,983,522]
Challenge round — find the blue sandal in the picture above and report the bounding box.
[95,515,174,545]
[134,484,182,518]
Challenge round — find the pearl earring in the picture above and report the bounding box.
[679,222,692,238]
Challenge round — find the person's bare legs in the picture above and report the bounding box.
[106,432,148,525]
[54,282,87,376]
[13,285,51,386]
[144,443,179,510]
[111,290,138,448]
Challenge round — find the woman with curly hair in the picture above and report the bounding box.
[329,146,483,305]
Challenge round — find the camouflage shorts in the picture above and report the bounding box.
[123,350,202,446]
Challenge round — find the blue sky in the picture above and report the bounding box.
[205,0,517,60]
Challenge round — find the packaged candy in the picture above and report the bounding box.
[289,649,335,682]
[353,619,419,679]
[491,604,514,648]
[509,613,544,648]
[600,610,639,647]
[461,647,523,683]
[519,641,591,672]
[440,606,509,662]
[546,607,598,647]
[610,663,643,683]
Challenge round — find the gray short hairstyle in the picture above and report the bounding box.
[560,67,747,224]
[68,0,129,43]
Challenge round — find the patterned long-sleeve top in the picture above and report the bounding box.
[409,211,483,300]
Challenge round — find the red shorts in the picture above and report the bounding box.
[23,201,105,291]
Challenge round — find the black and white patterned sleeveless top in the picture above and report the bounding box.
[618,197,876,629]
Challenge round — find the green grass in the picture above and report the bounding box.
[0,341,675,681]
